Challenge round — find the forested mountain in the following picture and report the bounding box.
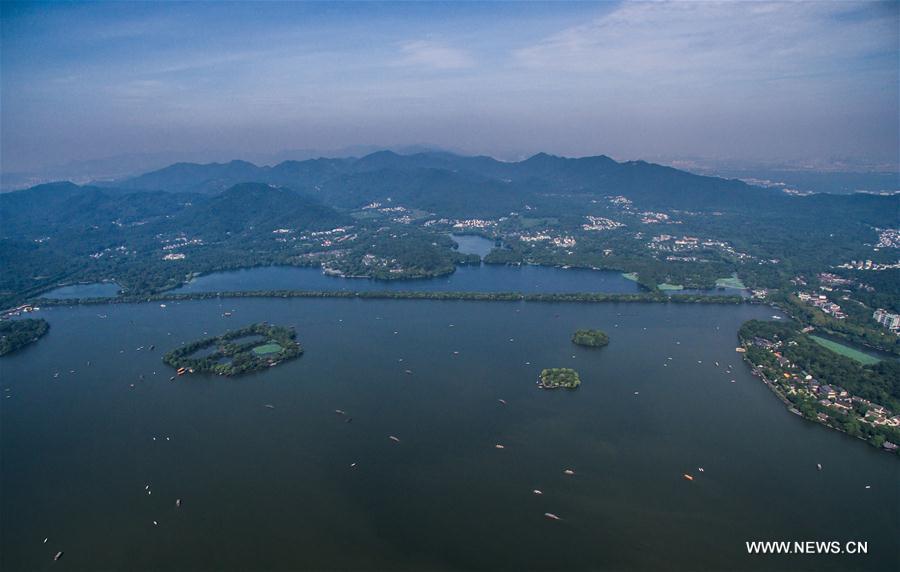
[1,150,897,324]
[0,182,189,236]
[105,150,776,212]
[169,183,350,238]
[117,150,899,219]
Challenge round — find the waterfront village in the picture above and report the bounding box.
[744,335,900,452]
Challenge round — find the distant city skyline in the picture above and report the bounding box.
[2,1,898,173]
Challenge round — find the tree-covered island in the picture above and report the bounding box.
[572,329,610,348]
[538,368,581,389]
[0,318,50,356]
[163,322,302,376]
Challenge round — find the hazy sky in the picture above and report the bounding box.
[2,1,898,172]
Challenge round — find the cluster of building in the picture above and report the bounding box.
[272,226,359,248]
[873,309,900,333]
[518,233,577,248]
[606,195,633,209]
[158,234,203,259]
[360,204,418,223]
[817,272,854,288]
[639,211,672,224]
[875,228,899,249]
[89,245,131,260]
[646,235,751,261]
[1,304,39,319]
[650,234,696,249]
[448,218,497,230]
[393,215,414,225]
[836,259,900,271]
[162,237,204,251]
[581,216,624,231]
[796,292,847,319]
[748,337,900,441]
[552,236,577,248]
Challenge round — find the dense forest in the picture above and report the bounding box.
[0,318,49,356]
[571,329,610,348]
[538,368,581,389]
[739,320,899,410]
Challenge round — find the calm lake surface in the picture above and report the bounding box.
[450,233,496,258]
[2,298,897,571]
[41,282,121,299]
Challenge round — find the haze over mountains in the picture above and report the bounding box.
[0,145,458,191]
[5,150,897,224]
[95,150,765,214]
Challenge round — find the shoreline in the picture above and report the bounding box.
[739,346,899,456]
[26,289,749,308]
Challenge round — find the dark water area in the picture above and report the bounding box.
[450,233,496,257]
[41,282,121,299]
[2,298,897,571]
[172,264,644,295]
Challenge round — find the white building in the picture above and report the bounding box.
[873,309,900,332]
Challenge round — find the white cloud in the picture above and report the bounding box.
[395,40,474,70]
[513,1,897,86]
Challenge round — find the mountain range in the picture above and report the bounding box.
[99,150,772,215]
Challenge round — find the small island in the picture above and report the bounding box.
[163,322,302,376]
[0,318,50,356]
[571,329,609,348]
[538,368,581,390]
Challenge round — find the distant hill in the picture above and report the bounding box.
[11,152,898,224]
[0,180,348,240]
[171,182,350,237]
[0,182,187,237]
[112,160,272,194]
[108,150,775,213]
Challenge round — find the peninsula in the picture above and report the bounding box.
[0,318,49,356]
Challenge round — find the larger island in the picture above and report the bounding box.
[163,322,302,376]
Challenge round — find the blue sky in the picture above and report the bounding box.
[1,1,898,171]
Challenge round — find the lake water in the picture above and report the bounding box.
[2,298,897,571]
[450,233,496,258]
[41,282,121,299]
